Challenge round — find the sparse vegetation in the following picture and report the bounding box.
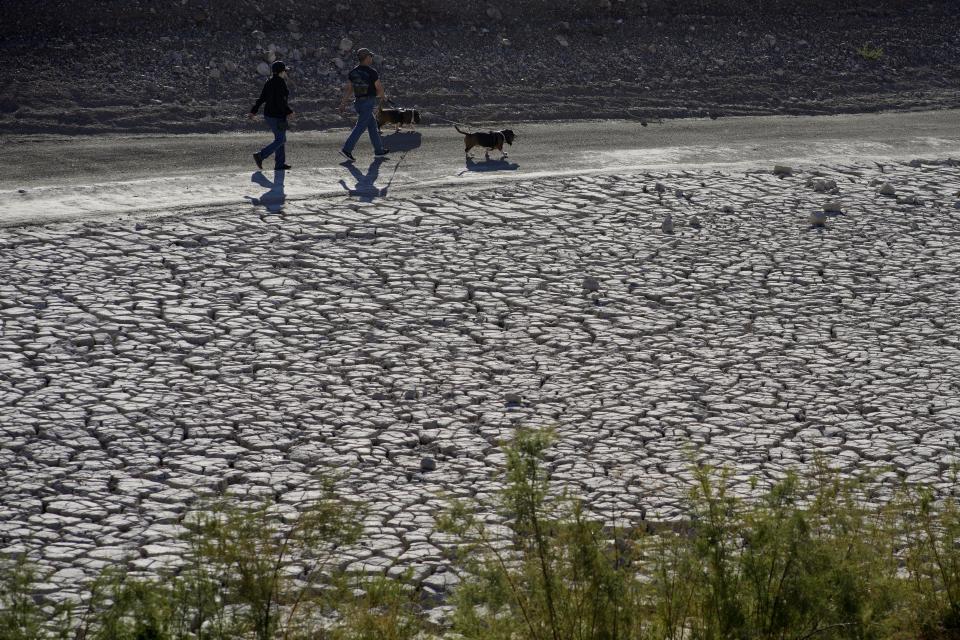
[857,43,885,61]
[3,432,960,640]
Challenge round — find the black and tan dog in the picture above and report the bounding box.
[376,105,421,132]
[455,125,515,160]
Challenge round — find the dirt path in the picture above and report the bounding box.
[1,109,958,225]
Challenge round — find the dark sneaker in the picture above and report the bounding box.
[374,148,390,157]
[275,164,291,170]
[253,153,264,169]
[339,149,356,163]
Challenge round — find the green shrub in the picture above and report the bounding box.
[857,44,884,61]
[902,485,960,639]
[331,574,425,640]
[439,428,648,640]
[649,463,902,640]
[0,558,51,640]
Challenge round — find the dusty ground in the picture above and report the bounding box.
[1,0,958,134]
[2,146,960,610]
[3,110,960,225]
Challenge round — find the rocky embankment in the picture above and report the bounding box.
[1,0,958,134]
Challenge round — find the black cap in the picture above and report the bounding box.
[271,60,288,74]
[356,48,374,61]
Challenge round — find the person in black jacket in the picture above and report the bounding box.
[248,61,295,171]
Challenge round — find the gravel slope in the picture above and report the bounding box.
[2,0,958,134]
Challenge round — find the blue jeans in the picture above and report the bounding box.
[343,98,384,155]
[259,116,286,169]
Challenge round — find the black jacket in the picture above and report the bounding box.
[251,76,293,118]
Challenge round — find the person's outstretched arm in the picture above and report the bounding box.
[248,83,267,119]
[338,82,354,113]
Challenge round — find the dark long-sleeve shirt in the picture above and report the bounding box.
[250,76,293,118]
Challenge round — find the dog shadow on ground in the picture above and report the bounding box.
[380,131,422,152]
[245,170,286,213]
[339,157,389,202]
[458,157,520,175]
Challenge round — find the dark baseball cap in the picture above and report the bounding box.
[356,48,375,61]
[271,60,289,74]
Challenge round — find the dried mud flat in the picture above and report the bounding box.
[2,159,960,606]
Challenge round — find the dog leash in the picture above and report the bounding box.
[386,95,483,129]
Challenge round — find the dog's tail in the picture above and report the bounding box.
[454,124,470,135]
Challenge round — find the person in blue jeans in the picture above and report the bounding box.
[338,48,389,163]
[248,60,295,171]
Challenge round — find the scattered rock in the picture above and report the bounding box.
[661,213,674,234]
[877,182,896,196]
[420,457,437,472]
[256,62,271,76]
[582,276,601,292]
[504,392,523,405]
[555,35,570,47]
[897,194,922,206]
[773,165,793,177]
[806,177,838,193]
[689,215,701,229]
[720,204,735,213]
[339,37,353,53]
[823,200,843,213]
[810,210,827,227]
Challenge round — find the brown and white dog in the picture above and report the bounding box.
[376,105,421,132]
[454,125,515,160]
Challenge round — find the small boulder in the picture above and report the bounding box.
[689,215,701,229]
[897,194,922,206]
[810,210,827,227]
[338,36,353,53]
[555,34,570,47]
[877,182,896,196]
[420,457,437,472]
[773,165,793,177]
[582,276,601,292]
[806,177,838,193]
[823,200,843,213]
[256,62,271,76]
[661,213,674,234]
[504,392,523,405]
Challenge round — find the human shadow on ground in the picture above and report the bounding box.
[380,131,422,152]
[245,170,286,213]
[339,157,389,202]
[458,157,520,176]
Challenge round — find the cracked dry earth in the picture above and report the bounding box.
[2,160,960,606]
